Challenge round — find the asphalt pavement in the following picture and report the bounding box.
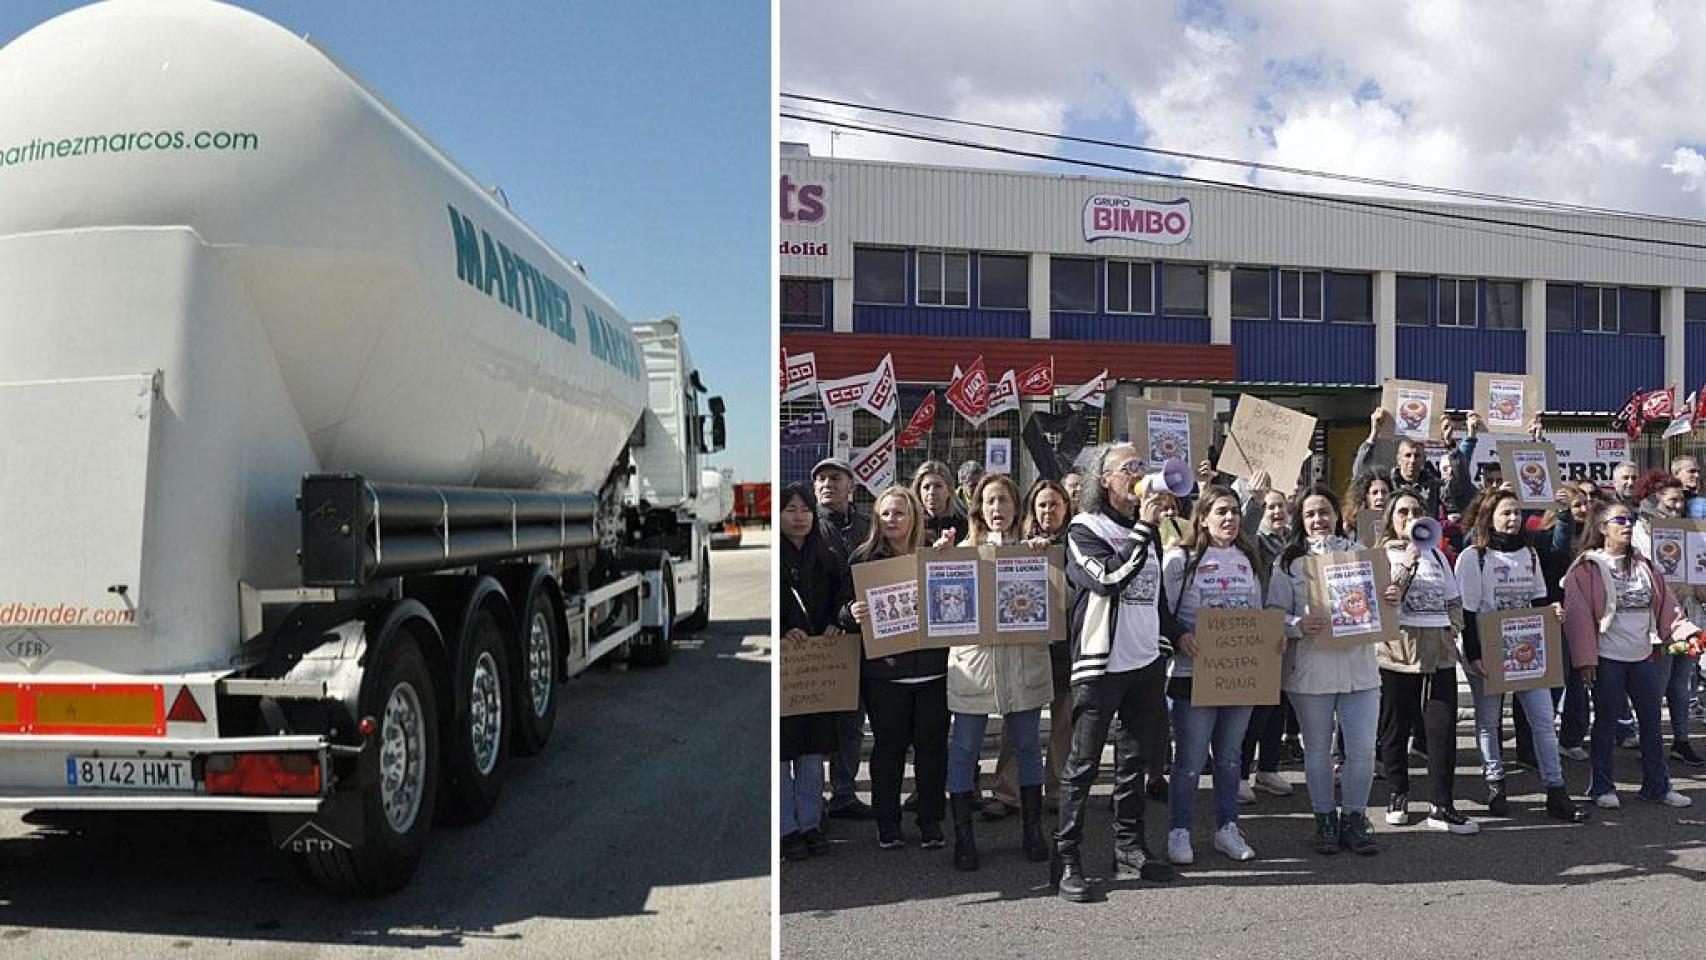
[0,534,773,959]
[782,701,1706,960]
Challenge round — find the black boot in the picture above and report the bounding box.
[1054,851,1092,902]
[1486,778,1509,817]
[1020,785,1049,862]
[1547,785,1588,823]
[950,791,979,871]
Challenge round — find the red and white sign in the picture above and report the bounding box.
[819,371,868,412]
[859,354,898,422]
[1017,357,1055,398]
[897,391,937,448]
[1064,370,1108,409]
[1083,195,1193,245]
[945,358,989,422]
[783,351,819,402]
[851,429,896,495]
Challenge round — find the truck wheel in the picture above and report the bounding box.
[681,548,710,632]
[440,609,511,822]
[510,584,560,758]
[629,568,675,668]
[296,632,438,896]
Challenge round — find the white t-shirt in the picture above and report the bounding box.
[1162,545,1263,677]
[1387,544,1460,629]
[1107,549,1164,675]
[1602,561,1656,662]
[1455,545,1546,614]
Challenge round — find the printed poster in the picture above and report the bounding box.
[1146,409,1191,470]
[977,545,1065,645]
[1480,607,1565,694]
[1302,548,1397,650]
[924,548,984,640]
[1123,397,1210,473]
[1192,608,1285,707]
[779,633,861,716]
[1474,371,1538,433]
[1688,528,1706,587]
[1497,441,1560,509]
[1650,519,1688,584]
[1380,378,1447,442]
[985,437,1012,475]
[850,554,926,659]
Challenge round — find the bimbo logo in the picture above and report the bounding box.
[1082,195,1192,245]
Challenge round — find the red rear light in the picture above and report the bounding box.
[203,752,322,796]
[166,687,206,724]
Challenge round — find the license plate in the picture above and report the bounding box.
[66,755,194,791]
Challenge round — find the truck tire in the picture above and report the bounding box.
[297,632,438,896]
[681,548,710,632]
[629,566,675,668]
[510,582,560,758]
[440,608,511,822]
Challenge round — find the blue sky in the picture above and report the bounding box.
[1,0,772,483]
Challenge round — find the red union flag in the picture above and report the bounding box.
[851,429,896,494]
[859,353,898,422]
[945,357,989,422]
[1642,385,1676,420]
[1064,369,1108,409]
[782,350,818,402]
[818,371,868,412]
[1696,383,1706,428]
[896,391,937,447]
[1017,357,1055,397]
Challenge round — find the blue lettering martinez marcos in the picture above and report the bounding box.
[447,203,641,380]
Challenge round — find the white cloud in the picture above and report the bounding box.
[781,0,1706,216]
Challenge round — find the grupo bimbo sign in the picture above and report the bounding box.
[1082,194,1192,245]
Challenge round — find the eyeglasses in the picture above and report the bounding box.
[1114,460,1146,477]
[1604,516,1634,527]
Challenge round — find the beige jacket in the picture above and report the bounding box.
[947,642,1055,716]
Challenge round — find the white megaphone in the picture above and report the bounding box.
[1409,516,1442,552]
[1137,458,1195,498]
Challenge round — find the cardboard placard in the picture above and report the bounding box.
[1302,548,1398,650]
[1144,386,1214,412]
[1648,518,1691,585]
[851,554,925,659]
[1381,378,1448,442]
[1124,397,1211,472]
[1192,608,1285,706]
[1478,607,1564,694]
[1216,394,1317,496]
[1497,441,1561,509]
[780,633,862,716]
[976,544,1065,645]
[923,546,987,641]
[1474,372,1539,434]
[1355,510,1383,548]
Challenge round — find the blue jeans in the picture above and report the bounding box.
[948,709,1041,793]
[1168,693,1253,830]
[1466,672,1564,788]
[1589,657,1670,799]
[781,755,824,836]
[1291,688,1379,815]
[827,705,865,808]
[1667,651,1696,741]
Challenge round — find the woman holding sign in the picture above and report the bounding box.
[1161,485,1276,864]
[846,485,950,852]
[944,474,1054,871]
[1455,489,1587,823]
[1562,501,1703,809]
[1266,486,1384,855]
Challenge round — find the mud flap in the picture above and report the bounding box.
[267,754,367,855]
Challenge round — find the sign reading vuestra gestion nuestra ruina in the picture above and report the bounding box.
[1082,194,1193,245]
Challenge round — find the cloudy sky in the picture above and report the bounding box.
[781,0,1706,216]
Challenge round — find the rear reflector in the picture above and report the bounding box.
[166,686,206,724]
[0,689,17,731]
[204,752,322,797]
[0,683,165,736]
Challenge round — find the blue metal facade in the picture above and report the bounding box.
[852,249,1031,337]
[1395,328,1524,407]
[1688,321,1706,391]
[1052,313,1208,342]
[1546,333,1663,411]
[1233,319,1374,383]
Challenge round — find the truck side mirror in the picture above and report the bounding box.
[709,396,726,453]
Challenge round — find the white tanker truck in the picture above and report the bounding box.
[0,0,725,895]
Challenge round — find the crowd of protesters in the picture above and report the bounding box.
[780,407,1706,902]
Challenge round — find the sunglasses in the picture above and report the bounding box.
[1604,515,1633,527]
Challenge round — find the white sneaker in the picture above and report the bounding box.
[1424,806,1481,835]
[1253,771,1293,797]
[1594,792,1621,809]
[1562,746,1589,761]
[1167,827,1195,865]
[1236,780,1257,804]
[1659,791,1693,808]
[1213,822,1256,861]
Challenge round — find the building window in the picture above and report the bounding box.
[979,253,1029,310]
[1583,285,1618,333]
[1546,283,1576,332]
[853,247,907,305]
[1688,291,1706,323]
[780,278,828,328]
[1106,260,1154,314]
[1050,257,1098,312]
[1161,263,1208,316]
[1623,287,1659,335]
[1231,267,1270,319]
[1278,269,1322,321]
[1396,275,1431,326]
[1329,272,1372,323]
[1438,278,1477,328]
[916,249,969,307]
[1485,281,1523,330]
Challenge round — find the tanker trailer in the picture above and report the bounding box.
[0,0,721,895]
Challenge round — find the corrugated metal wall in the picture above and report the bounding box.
[1546,333,1665,411]
[1233,319,1374,383]
[1396,327,1525,408]
[853,305,1029,338]
[1052,314,1209,342]
[1688,322,1706,391]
